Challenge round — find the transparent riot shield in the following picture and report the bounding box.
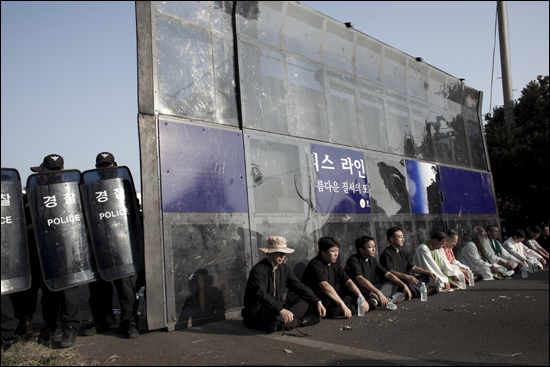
[80,166,144,281]
[1,168,31,295]
[26,170,98,291]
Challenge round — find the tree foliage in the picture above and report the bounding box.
[484,75,549,221]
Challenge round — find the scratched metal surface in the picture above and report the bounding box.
[138,1,499,330]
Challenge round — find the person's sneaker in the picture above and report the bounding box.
[299,313,321,327]
[427,286,439,296]
[366,298,378,311]
[59,326,77,348]
[15,320,33,337]
[391,292,406,303]
[83,320,111,336]
[37,326,63,342]
[117,321,139,339]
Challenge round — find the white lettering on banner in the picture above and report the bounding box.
[312,153,337,172]
[321,155,335,170]
[1,193,11,207]
[316,180,370,194]
[1,216,12,224]
[98,208,129,220]
[46,214,81,226]
[341,157,366,177]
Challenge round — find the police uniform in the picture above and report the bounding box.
[84,153,139,338]
[11,155,81,348]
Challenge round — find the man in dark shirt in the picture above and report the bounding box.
[242,236,326,333]
[302,237,362,319]
[379,227,438,297]
[345,235,411,308]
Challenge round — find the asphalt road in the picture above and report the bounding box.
[35,268,549,366]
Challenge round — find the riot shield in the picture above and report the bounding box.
[1,168,31,295]
[26,170,98,291]
[80,166,144,281]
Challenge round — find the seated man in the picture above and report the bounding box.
[412,232,462,290]
[379,227,439,297]
[524,226,549,264]
[485,225,519,271]
[502,230,544,269]
[460,227,513,280]
[345,235,410,308]
[302,237,363,319]
[442,229,475,282]
[242,236,326,333]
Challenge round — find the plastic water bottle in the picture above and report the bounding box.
[468,270,475,287]
[459,272,466,289]
[534,260,539,272]
[528,259,534,273]
[420,282,427,302]
[522,263,528,278]
[387,302,397,311]
[357,295,365,316]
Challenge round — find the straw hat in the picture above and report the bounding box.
[259,236,294,254]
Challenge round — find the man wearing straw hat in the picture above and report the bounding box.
[242,236,326,333]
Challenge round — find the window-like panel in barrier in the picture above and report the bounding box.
[159,119,249,327]
[239,41,288,134]
[284,2,323,63]
[244,132,316,273]
[154,2,238,126]
[167,217,249,327]
[410,100,435,160]
[328,74,360,147]
[287,56,329,140]
[247,138,307,214]
[357,85,388,152]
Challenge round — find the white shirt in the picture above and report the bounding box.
[412,243,448,288]
[460,242,492,270]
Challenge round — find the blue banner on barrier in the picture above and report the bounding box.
[160,121,248,213]
[439,167,496,214]
[311,144,370,214]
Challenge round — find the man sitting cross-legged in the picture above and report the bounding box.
[241,236,326,334]
[302,237,363,319]
[460,226,513,280]
[412,231,463,290]
[379,227,439,298]
[345,235,411,309]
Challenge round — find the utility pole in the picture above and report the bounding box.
[497,1,515,125]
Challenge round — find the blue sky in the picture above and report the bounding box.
[2,1,548,190]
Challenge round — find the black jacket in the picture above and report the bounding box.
[243,258,320,313]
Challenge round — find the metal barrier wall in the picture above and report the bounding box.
[136,1,498,331]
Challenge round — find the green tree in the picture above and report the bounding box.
[484,75,549,222]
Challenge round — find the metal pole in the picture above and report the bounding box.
[497,1,515,125]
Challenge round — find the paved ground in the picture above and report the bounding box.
[33,268,549,366]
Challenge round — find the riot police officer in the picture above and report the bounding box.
[12,154,82,348]
[83,152,139,339]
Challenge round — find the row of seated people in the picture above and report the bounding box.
[241,225,549,334]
